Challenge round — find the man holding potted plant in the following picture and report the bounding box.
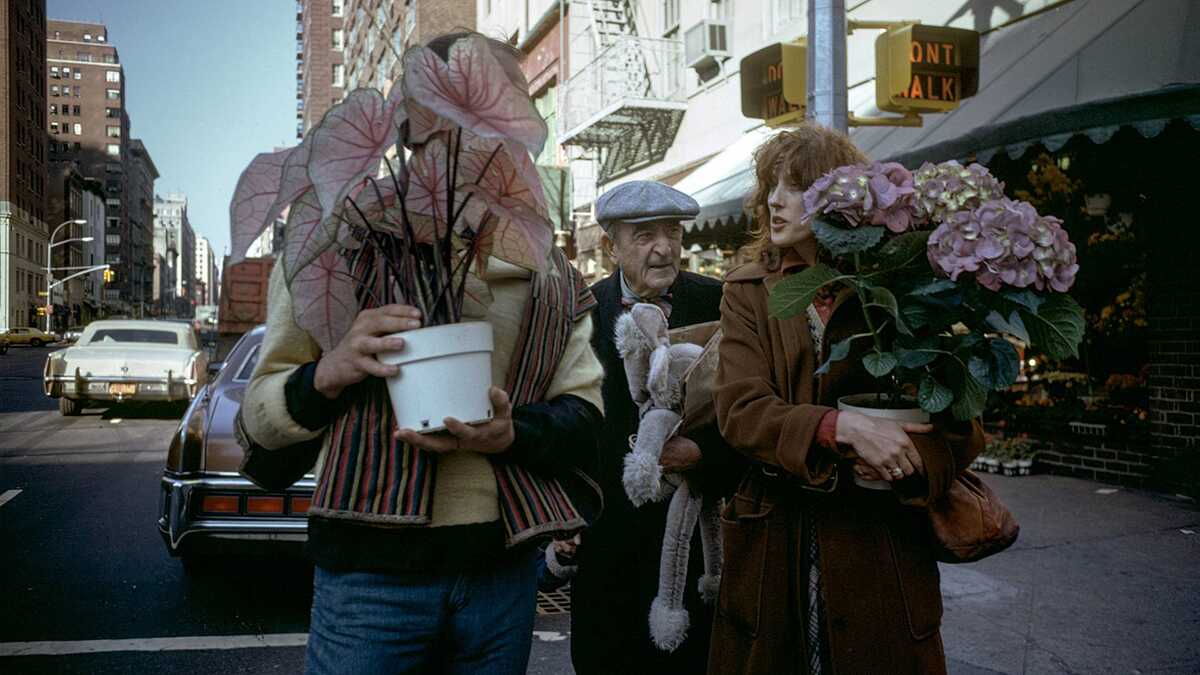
[570,180,741,675]
[232,33,608,674]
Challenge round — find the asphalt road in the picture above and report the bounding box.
[0,346,572,674]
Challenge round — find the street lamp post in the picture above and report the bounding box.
[47,219,88,333]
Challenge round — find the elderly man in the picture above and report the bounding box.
[571,180,740,675]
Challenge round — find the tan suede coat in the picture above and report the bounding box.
[708,261,984,675]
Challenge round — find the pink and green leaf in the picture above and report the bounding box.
[291,249,357,353]
[401,36,548,157]
[308,89,394,222]
[281,191,337,285]
[229,146,292,263]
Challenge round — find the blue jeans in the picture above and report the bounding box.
[305,551,537,675]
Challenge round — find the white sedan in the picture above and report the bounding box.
[44,319,208,416]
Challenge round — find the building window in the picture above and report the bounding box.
[97,34,106,43]
[50,122,60,134]
[77,51,92,62]
[74,86,81,97]
[62,66,71,77]
[106,125,121,138]
[84,33,92,41]
[50,66,59,78]
[664,0,680,32]
[49,104,57,115]
[106,198,121,209]
[103,54,116,64]
[73,123,82,135]
[332,63,345,87]
[105,70,120,83]
[106,234,120,246]
[332,29,344,50]
[73,105,81,115]
[106,162,122,173]
[332,0,344,17]
[105,107,119,118]
[74,70,82,80]
[106,144,120,157]
[50,85,59,96]
[106,89,120,100]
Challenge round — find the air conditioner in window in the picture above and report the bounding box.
[684,20,731,79]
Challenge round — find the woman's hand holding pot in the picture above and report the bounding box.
[835,410,932,482]
[313,304,423,400]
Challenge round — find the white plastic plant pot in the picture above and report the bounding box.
[1016,458,1033,476]
[838,394,930,491]
[376,321,494,434]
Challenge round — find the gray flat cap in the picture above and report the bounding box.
[595,180,700,230]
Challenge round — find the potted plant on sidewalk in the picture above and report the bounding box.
[769,159,1086,467]
[227,34,554,431]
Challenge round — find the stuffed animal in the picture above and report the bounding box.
[615,303,723,652]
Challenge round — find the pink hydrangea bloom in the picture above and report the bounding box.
[803,162,919,232]
[913,160,1006,224]
[927,198,1078,292]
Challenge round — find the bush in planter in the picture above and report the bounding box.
[769,160,1086,420]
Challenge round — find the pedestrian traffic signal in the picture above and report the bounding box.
[740,41,806,125]
[875,24,979,114]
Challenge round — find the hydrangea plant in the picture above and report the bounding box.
[227,34,553,351]
[769,159,1085,421]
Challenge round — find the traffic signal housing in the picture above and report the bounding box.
[876,24,979,114]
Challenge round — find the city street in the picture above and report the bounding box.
[0,346,572,674]
[3,346,1199,673]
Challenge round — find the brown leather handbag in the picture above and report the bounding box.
[927,469,1020,563]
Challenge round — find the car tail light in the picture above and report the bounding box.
[200,495,239,514]
[290,497,312,515]
[246,496,285,514]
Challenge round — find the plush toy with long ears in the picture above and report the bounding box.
[614,302,723,652]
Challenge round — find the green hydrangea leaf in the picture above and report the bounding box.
[918,374,953,413]
[768,263,840,319]
[812,218,886,256]
[1018,294,1086,360]
[863,351,899,377]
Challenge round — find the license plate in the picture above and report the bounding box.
[109,383,137,396]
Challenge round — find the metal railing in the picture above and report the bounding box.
[559,35,685,142]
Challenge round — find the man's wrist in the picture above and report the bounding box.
[312,361,343,400]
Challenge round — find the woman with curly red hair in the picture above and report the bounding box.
[707,124,983,674]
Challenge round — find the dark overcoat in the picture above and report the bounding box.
[708,261,984,675]
[571,270,742,675]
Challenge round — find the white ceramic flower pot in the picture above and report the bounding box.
[838,394,931,491]
[376,321,494,434]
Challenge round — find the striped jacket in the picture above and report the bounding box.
[241,246,604,547]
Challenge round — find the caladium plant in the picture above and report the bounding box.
[768,160,1085,421]
[228,33,554,351]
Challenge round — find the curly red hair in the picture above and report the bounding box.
[744,123,868,261]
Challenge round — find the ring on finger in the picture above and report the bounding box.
[889,467,904,478]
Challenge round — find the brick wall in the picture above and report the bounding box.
[1145,123,1199,489]
[417,0,476,43]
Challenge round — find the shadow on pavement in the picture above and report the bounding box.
[95,401,188,420]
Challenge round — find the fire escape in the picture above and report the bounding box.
[560,0,687,186]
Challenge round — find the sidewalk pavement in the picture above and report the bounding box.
[940,473,1199,674]
[531,473,1200,674]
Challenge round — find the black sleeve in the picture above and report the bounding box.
[506,394,603,477]
[688,421,748,500]
[284,361,341,432]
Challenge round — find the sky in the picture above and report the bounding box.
[48,0,297,259]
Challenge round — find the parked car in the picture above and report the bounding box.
[43,319,208,416]
[4,326,59,347]
[61,326,86,344]
[157,326,314,564]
